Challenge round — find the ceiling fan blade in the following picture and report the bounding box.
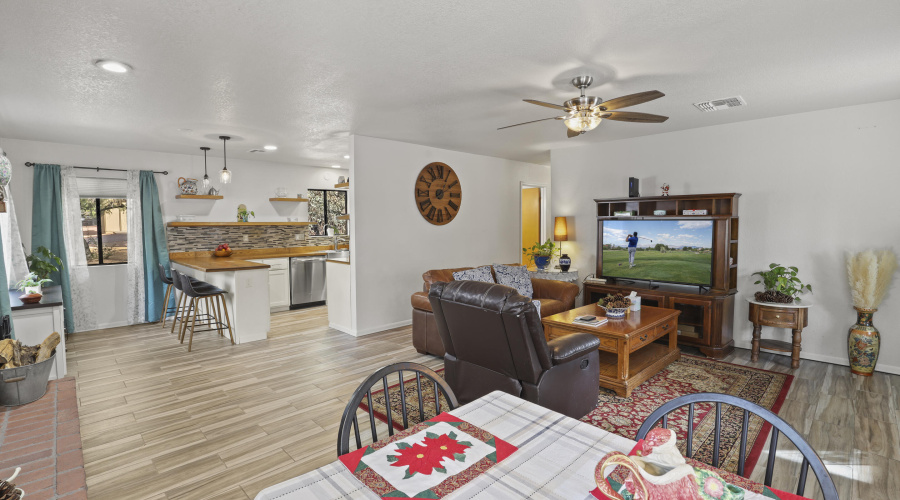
[597,91,665,111]
[523,99,568,111]
[567,128,580,138]
[497,116,565,130]
[600,111,669,123]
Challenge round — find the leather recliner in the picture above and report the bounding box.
[412,266,580,357]
[429,280,601,419]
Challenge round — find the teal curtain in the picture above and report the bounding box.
[31,164,74,333]
[0,232,13,339]
[139,171,173,321]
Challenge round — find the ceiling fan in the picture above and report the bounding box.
[499,76,669,138]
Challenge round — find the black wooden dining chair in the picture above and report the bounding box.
[636,393,838,500]
[337,362,459,456]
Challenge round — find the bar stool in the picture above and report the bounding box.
[157,264,177,326]
[169,269,219,335]
[178,273,235,352]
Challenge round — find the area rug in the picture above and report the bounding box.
[358,355,793,478]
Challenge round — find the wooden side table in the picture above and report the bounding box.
[748,300,810,369]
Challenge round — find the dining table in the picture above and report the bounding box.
[254,391,803,499]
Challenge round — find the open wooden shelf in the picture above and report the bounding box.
[269,197,309,202]
[334,182,350,189]
[167,221,311,227]
[337,214,350,220]
[175,194,223,200]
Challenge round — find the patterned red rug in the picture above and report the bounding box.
[359,354,793,478]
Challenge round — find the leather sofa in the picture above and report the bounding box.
[429,280,601,419]
[411,265,579,357]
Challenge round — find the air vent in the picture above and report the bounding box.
[248,149,268,153]
[694,96,747,112]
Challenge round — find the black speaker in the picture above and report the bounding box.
[628,177,640,197]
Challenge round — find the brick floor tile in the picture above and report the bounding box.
[0,448,53,471]
[3,427,54,444]
[57,468,86,494]
[0,433,54,453]
[57,450,85,472]
[58,489,88,500]
[18,468,55,493]
[57,434,83,453]
[57,420,80,437]
[23,486,55,500]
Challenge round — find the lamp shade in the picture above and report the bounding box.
[553,216,568,241]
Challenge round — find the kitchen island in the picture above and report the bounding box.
[169,246,349,344]
[170,255,272,344]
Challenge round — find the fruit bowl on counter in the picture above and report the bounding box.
[213,244,233,257]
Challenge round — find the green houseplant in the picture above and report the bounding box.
[523,239,558,270]
[16,272,52,295]
[26,246,63,281]
[752,263,812,303]
[237,204,255,223]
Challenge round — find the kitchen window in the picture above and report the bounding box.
[81,198,128,265]
[308,189,347,236]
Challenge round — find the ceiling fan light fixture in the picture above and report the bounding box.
[564,110,602,133]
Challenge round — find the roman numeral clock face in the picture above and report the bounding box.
[414,162,461,225]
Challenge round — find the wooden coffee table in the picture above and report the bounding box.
[542,304,681,397]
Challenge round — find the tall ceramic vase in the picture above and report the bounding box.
[848,307,879,376]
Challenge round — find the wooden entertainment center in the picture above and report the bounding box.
[585,193,740,358]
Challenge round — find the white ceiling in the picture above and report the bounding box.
[1,1,898,167]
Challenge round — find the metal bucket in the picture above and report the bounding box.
[0,353,56,406]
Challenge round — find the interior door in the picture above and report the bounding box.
[521,187,542,264]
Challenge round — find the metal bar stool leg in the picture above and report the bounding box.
[187,297,201,352]
[160,283,173,325]
[219,294,235,345]
[171,291,185,334]
[180,297,195,342]
[215,295,224,336]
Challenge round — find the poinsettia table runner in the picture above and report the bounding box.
[338,413,517,498]
[255,391,799,500]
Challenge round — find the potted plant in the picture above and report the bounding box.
[845,249,897,376]
[523,239,558,270]
[16,272,52,296]
[237,204,255,223]
[25,246,63,290]
[752,263,812,304]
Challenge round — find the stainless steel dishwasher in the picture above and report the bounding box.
[290,256,327,309]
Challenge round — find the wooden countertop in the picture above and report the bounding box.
[326,258,350,265]
[169,246,349,272]
[10,286,64,310]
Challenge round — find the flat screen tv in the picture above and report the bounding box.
[600,219,714,286]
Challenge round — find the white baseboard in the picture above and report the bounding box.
[328,322,353,335]
[733,340,900,375]
[345,319,413,337]
[94,320,130,330]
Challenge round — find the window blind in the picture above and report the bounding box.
[75,176,127,198]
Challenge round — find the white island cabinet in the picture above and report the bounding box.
[170,257,271,344]
[326,258,352,334]
[248,258,291,311]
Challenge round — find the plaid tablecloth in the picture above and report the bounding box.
[255,391,777,499]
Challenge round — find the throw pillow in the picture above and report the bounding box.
[493,264,534,298]
[452,266,495,283]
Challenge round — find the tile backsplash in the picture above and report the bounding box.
[167,226,350,252]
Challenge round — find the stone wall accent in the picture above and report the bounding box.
[166,226,350,252]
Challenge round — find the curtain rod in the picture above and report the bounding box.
[23,162,168,175]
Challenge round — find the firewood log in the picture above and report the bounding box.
[0,339,21,369]
[35,332,60,364]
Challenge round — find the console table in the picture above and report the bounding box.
[748,299,810,369]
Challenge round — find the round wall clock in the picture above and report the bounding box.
[414,162,461,225]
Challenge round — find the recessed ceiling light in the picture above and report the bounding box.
[331,165,341,169]
[264,145,278,151]
[95,60,131,73]
[343,155,350,159]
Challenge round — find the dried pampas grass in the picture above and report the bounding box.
[846,249,898,309]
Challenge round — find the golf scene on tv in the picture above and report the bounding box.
[601,219,714,286]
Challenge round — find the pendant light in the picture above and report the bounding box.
[200,146,211,190]
[219,135,232,184]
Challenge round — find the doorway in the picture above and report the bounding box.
[520,184,546,265]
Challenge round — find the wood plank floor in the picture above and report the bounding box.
[67,307,896,499]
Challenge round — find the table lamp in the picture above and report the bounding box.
[553,217,571,271]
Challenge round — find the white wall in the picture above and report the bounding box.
[551,99,900,373]
[349,135,551,336]
[3,137,348,329]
